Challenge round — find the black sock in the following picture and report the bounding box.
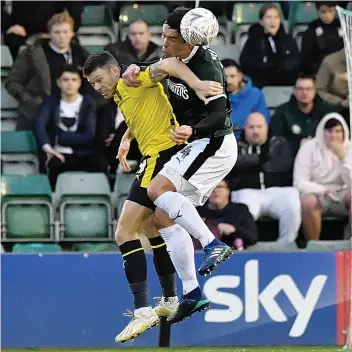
[120,239,149,309]
[149,236,177,298]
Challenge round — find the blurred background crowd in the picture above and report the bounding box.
[1,1,351,253]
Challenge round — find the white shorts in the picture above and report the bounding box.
[159,133,238,206]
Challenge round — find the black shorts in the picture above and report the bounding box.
[127,144,185,210]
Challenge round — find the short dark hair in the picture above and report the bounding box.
[324,118,343,130]
[83,51,118,77]
[259,3,281,20]
[165,7,191,33]
[295,72,315,84]
[221,59,241,72]
[58,64,82,79]
[315,2,338,10]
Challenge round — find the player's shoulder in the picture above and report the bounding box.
[198,46,221,64]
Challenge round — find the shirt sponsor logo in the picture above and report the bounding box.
[168,81,189,100]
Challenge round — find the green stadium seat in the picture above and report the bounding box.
[56,172,113,241]
[78,5,116,44]
[232,2,284,46]
[262,86,294,114]
[1,80,18,131]
[208,43,240,61]
[85,45,106,54]
[1,45,13,77]
[1,175,55,241]
[119,4,168,43]
[1,131,39,174]
[114,173,136,218]
[246,241,299,252]
[72,242,119,252]
[288,2,318,49]
[306,240,351,251]
[12,243,62,253]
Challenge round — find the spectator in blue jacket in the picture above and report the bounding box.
[34,64,108,189]
[222,59,270,139]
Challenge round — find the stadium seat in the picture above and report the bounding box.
[12,243,62,253]
[114,172,136,218]
[1,131,39,174]
[288,2,318,50]
[246,241,299,252]
[208,43,241,61]
[78,5,116,44]
[1,80,18,131]
[80,35,111,53]
[306,240,351,251]
[56,172,114,241]
[262,86,293,114]
[1,175,55,241]
[119,4,168,42]
[1,45,13,76]
[232,2,284,47]
[72,242,119,252]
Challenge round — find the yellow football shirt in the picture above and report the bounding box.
[114,66,178,157]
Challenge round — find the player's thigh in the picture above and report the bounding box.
[115,200,153,244]
[158,134,237,206]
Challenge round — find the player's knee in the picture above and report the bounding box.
[115,222,138,245]
[147,175,176,201]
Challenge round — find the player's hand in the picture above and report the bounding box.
[169,125,193,144]
[193,80,223,104]
[117,139,131,172]
[122,64,141,87]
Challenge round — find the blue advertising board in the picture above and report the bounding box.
[1,252,337,348]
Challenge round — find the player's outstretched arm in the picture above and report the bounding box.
[117,128,134,173]
[150,58,223,103]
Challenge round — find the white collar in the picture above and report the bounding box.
[181,46,199,64]
[49,41,70,54]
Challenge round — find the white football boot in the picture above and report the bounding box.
[153,296,179,318]
[115,307,159,343]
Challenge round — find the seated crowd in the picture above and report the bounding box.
[2,2,351,248]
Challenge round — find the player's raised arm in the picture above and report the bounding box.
[150,57,223,103]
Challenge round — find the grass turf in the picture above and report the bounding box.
[1,347,345,352]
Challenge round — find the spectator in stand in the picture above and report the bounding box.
[95,101,142,174]
[34,64,108,190]
[3,1,83,59]
[300,2,343,76]
[294,113,351,240]
[270,73,338,155]
[5,12,101,131]
[230,112,301,243]
[196,179,258,250]
[240,3,300,88]
[104,20,163,66]
[315,49,349,124]
[222,59,270,139]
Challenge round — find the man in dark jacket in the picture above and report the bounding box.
[300,2,343,76]
[230,112,301,243]
[270,73,338,155]
[5,12,102,131]
[104,20,163,65]
[197,179,258,250]
[34,64,108,189]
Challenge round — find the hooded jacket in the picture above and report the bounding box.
[228,76,270,139]
[293,113,351,200]
[230,130,294,190]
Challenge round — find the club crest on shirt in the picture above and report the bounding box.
[168,81,189,100]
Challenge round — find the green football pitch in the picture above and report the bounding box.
[1,347,346,352]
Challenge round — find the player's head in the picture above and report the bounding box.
[259,3,281,36]
[244,112,268,146]
[162,7,193,59]
[129,20,150,53]
[316,2,338,24]
[57,64,82,96]
[294,72,316,105]
[221,59,243,94]
[83,51,120,100]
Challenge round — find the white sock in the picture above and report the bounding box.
[159,224,199,295]
[154,191,215,248]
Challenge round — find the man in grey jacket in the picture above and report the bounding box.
[230,112,301,243]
